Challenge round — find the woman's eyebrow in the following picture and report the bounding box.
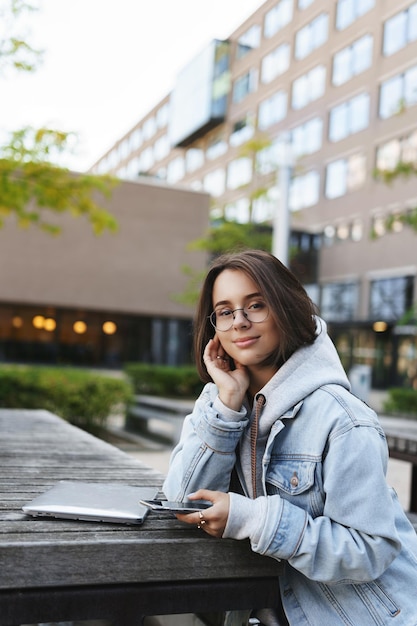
[213,292,263,308]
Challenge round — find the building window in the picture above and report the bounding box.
[185,148,204,173]
[236,24,261,59]
[291,117,322,157]
[224,197,250,223]
[206,135,228,160]
[166,156,185,184]
[229,114,255,147]
[379,63,417,119]
[370,276,414,320]
[261,43,290,83]
[292,65,326,110]
[139,146,154,172]
[258,90,287,129]
[298,0,315,9]
[289,170,320,210]
[256,138,287,174]
[383,3,417,57]
[153,134,170,161]
[264,0,293,38]
[227,157,253,190]
[325,154,366,199]
[332,34,373,86]
[156,103,170,129]
[295,13,328,60]
[329,93,370,142]
[376,129,417,171]
[232,69,258,103]
[321,282,358,321]
[335,0,375,31]
[130,128,143,152]
[143,117,156,141]
[203,168,226,197]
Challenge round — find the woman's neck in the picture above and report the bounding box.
[247,364,279,401]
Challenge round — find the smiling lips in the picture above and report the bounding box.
[233,336,259,348]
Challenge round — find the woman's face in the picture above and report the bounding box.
[211,269,280,370]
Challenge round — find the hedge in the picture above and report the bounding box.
[0,365,133,430]
[383,387,417,417]
[123,363,204,398]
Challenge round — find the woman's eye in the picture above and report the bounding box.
[248,302,265,310]
[218,309,232,318]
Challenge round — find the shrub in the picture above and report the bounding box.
[0,365,133,431]
[124,363,204,398]
[383,387,417,417]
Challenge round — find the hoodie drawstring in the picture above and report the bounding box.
[250,394,265,499]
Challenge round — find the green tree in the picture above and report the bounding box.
[0,0,118,234]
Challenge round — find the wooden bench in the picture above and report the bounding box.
[126,394,194,443]
[0,408,282,626]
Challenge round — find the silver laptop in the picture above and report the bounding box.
[22,480,159,525]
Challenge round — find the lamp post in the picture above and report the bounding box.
[271,134,293,267]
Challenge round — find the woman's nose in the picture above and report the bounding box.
[232,309,250,327]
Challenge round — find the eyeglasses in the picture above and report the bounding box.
[209,303,269,332]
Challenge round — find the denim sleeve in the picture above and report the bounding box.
[163,384,248,501]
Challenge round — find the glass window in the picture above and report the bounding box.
[256,138,287,174]
[143,117,156,141]
[321,282,358,321]
[295,13,328,60]
[258,90,287,129]
[166,156,185,184]
[379,64,417,118]
[227,157,253,190]
[206,136,227,160]
[336,0,374,31]
[154,134,170,161]
[156,103,169,129]
[203,168,226,197]
[370,276,414,320]
[383,2,417,57]
[224,198,250,223]
[325,153,366,198]
[288,170,320,210]
[185,148,204,173]
[261,43,290,83]
[139,146,154,172]
[264,0,293,38]
[376,129,417,170]
[291,117,322,156]
[325,159,347,199]
[130,128,143,152]
[332,34,373,86]
[237,24,261,59]
[229,115,255,147]
[292,65,326,110]
[329,93,369,141]
[298,0,314,9]
[233,70,258,103]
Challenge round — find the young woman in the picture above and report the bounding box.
[163,249,417,626]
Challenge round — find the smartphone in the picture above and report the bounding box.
[139,499,212,513]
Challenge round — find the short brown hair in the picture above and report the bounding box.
[194,249,318,382]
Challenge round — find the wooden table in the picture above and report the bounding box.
[0,409,282,626]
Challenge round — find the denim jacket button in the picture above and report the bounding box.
[290,472,299,488]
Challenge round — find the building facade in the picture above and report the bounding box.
[91,0,417,389]
[0,179,209,368]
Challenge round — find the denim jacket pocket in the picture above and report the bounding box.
[266,459,323,516]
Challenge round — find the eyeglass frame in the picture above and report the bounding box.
[208,306,270,332]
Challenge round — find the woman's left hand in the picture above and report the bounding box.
[175,489,229,538]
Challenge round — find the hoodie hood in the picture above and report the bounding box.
[254,316,350,437]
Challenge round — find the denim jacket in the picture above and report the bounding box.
[164,319,417,625]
